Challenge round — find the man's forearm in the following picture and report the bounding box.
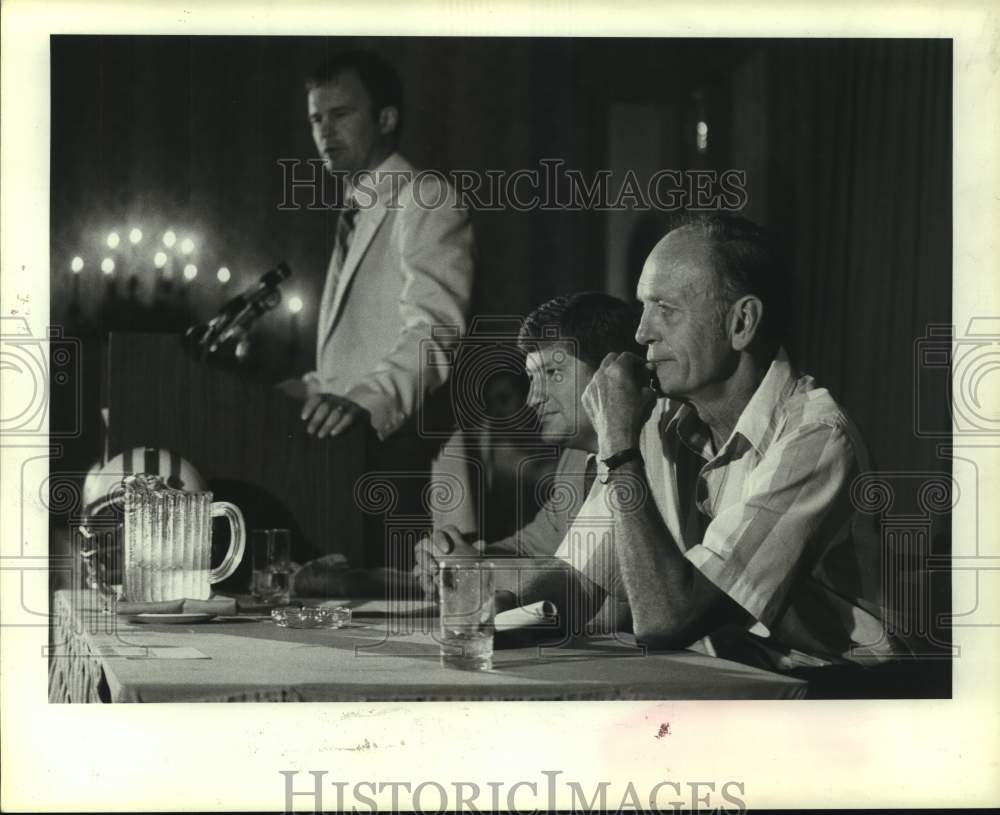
[485,511,561,559]
[608,460,711,648]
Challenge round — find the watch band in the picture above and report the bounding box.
[600,447,643,471]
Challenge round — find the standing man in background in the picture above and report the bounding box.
[294,50,475,566]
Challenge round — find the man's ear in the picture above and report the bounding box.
[377,106,399,137]
[730,294,763,351]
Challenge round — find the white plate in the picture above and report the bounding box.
[126,612,217,624]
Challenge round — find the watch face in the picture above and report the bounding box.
[602,448,642,469]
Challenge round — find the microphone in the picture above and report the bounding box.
[184,262,292,359]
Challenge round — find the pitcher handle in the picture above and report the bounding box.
[209,501,246,584]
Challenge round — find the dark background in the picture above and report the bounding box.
[49,35,954,680]
[50,35,952,481]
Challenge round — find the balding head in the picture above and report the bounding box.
[654,213,787,349]
[641,226,730,328]
[635,214,781,400]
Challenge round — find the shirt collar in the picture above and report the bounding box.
[670,403,713,459]
[663,347,796,457]
[733,347,796,453]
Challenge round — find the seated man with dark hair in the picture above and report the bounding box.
[414,291,643,579]
[508,213,904,673]
[294,291,642,598]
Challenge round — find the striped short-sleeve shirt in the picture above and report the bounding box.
[556,349,901,670]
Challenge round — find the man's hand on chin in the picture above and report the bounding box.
[582,351,657,458]
[301,393,369,438]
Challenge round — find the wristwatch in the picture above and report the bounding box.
[600,447,643,475]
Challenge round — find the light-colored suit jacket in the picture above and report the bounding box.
[308,153,474,441]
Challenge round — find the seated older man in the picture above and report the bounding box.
[293,291,641,598]
[505,213,903,674]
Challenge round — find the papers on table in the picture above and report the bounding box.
[94,645,210,659]
[495,601,557,632]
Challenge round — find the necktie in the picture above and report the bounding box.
[334,204,359,272]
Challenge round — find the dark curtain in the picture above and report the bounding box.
[765,39,952,478]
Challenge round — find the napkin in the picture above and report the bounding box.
[116,596,237,616]
[495,601,558,632]
[94,645,211,659]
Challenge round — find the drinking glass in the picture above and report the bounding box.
[250,529,292,605]
[437,558,495,671]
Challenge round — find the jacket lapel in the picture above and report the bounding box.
[329,204,387,322]
[316,152,415,356]
[317,202,387,353]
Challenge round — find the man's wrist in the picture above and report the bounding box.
[600,447,643,469]
[598,435,640,461]
[598,449,645,484]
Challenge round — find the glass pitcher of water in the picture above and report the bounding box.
[122,474,245,602]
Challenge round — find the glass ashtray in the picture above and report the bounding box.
[271,605,352,629]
